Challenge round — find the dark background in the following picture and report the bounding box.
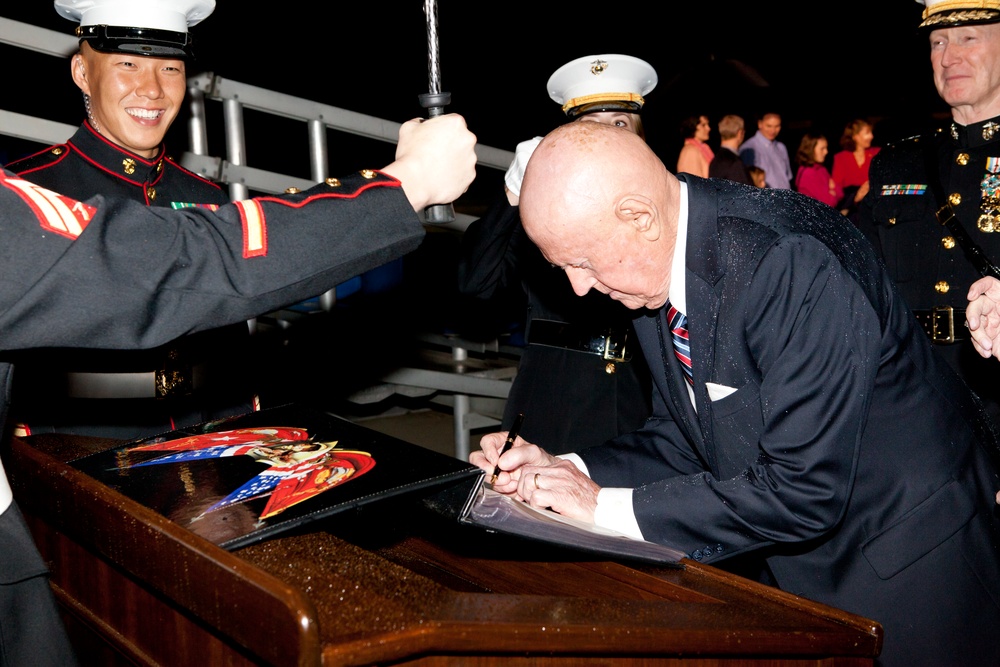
[0,0,950,213]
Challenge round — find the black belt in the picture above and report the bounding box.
[527,319,631,362]
[913,306,970,344]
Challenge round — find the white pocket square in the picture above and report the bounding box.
[706,382,737,401]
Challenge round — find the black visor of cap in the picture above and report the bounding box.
[568,100,644,119]
[78,24,194,58]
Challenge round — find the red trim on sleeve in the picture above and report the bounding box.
[235,198,268,258]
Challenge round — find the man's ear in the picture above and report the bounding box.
[617,195,660,241]
[71,53,90,95]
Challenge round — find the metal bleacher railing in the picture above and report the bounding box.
[0,16,518,460]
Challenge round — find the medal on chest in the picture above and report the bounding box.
[977,157,1000,232]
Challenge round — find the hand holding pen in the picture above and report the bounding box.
[490,412,525,485]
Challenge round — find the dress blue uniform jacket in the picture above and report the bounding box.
[5,121,227,206]
[579,175,1000,667]
[5,122,251,437]
[857,117,1000,423]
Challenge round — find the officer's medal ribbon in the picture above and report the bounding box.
[978,156,1000,232]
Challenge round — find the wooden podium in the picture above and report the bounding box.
[5,433,882,666]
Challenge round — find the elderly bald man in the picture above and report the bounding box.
[471,121,1000,667]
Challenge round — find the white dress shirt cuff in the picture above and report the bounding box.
[595,488,644,540]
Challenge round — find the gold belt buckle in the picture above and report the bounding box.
[155,347,194,398]
[931,305,956,344]
[601,332,629,362]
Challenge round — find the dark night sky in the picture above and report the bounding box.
[0,1,948,211]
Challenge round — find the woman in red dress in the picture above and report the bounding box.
[832,119,880,219]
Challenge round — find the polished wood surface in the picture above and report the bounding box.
[5,433,882,666]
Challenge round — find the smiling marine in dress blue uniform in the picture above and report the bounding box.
[4,0,261,439]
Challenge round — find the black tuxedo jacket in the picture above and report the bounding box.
[578,175,1000,667]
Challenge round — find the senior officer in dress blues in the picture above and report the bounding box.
[0,111,477,667]
[857,0,1000,426]
[3,0,260,439]
[457,54,657,455]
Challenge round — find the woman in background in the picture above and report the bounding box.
[676,114,713,177]
[794,132,843,208]
[832,119,880,219]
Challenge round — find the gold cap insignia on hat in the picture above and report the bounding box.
[589,59,609,75]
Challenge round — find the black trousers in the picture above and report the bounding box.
[502,344,652,455]
[0,502,77,667]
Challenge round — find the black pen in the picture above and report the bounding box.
[490,412,525,485]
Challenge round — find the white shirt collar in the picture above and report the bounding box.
[668,181,688,314]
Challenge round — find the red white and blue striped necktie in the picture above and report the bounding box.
[667,304,693,385]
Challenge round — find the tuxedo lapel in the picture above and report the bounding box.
[678,175,728,475]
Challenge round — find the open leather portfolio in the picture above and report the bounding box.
[71,404,686,564]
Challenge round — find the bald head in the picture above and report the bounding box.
[519,121,680,310]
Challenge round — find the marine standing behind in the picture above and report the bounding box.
[457,54,655,454]
[857,0,1000,424]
